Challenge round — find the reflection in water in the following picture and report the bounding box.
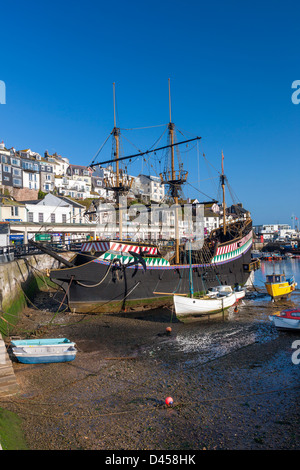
[255,259,300,287]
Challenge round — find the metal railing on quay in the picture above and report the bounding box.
[0,240,85,263]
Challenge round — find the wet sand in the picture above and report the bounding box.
[1,289,300,450]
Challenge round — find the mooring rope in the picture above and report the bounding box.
[76,262,112,288]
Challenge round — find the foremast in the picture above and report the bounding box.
[104,83,133,240]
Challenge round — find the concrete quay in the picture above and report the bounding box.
[0,334,19,398]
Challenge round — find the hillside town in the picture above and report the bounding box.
[0,140,251,247]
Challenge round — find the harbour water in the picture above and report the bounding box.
[257,258,300,291]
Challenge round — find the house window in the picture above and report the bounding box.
[11,206,19,216]
[62,214,67,223]
[3,165,11,173]
[51,213,55,223]
[23,162,33,170]
[13,168,21,176]
[28,212,34,222]
[38,213,44,223]
[13,178,22,186]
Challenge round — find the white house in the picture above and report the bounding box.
[55,175,92,199]
[44,151,69,176]
[132,174,165,203]
[22,193,85,225]
[203,209,220,234]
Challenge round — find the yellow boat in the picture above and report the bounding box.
[265,273,297,300]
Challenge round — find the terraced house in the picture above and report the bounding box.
[0,142,23,196]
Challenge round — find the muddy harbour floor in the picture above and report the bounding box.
[1,287,299,451]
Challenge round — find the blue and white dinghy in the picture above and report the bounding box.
[10,338,77,364]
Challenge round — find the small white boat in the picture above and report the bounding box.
[269,309,300,330]
[206,285,246,301]
[174,244,243,320]
[173,291,237,319]
[10,338,78,364]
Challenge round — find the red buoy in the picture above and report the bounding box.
[165,396,173,406]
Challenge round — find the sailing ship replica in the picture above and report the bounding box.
[40,82,258,314]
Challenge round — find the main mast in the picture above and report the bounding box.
[168,80,179,264]
[221,150,226,236]
[160,79,188,264]
[113,82,120,191]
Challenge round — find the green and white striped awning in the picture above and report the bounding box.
[100,252,170,266]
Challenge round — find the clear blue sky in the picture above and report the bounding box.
[1,0,299,225]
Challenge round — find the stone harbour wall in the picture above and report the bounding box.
[0,252,74,336]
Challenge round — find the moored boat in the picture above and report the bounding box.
[269,310,300,330]
[265,273,297,300]
[173,291,237,319]
[10,338,77,364]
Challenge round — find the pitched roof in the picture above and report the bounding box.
[56,195,85,208]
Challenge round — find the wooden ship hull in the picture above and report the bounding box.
[49,222,255,313]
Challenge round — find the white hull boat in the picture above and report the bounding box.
[269,309,300,330]
[173,292,237,319]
